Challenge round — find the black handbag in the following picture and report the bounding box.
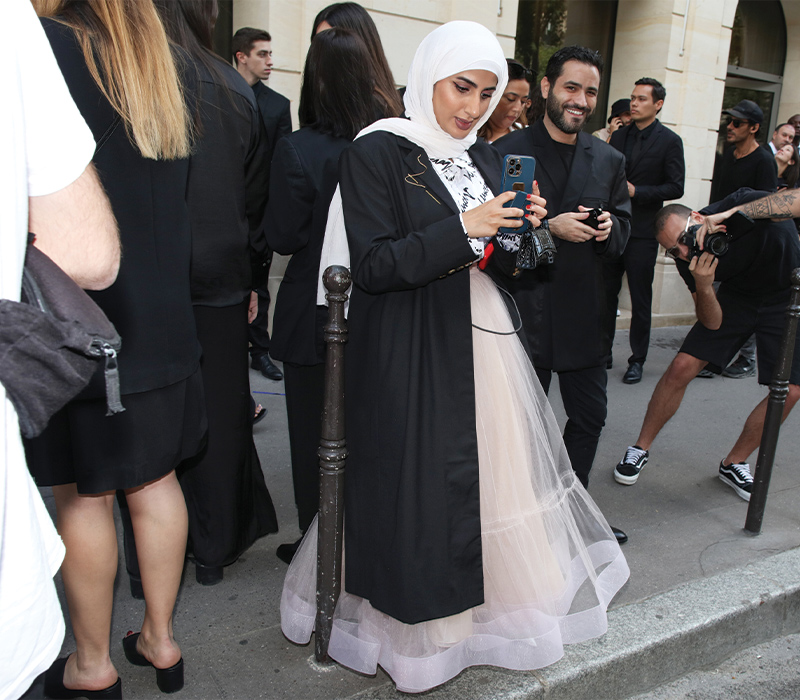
[0,239,124,438]
[516,220,557,270]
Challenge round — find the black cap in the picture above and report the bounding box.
[723,99,764,124]
[608,98,631,123]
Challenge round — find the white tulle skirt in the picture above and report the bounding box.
[281,266,629,693]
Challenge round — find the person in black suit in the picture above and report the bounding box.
[494,46,631,506]
[264,27,387,564]
[606,78,685,385]
[233,26,292,381]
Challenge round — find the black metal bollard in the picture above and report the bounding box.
[745,268,800,534]
[315,265,351,663]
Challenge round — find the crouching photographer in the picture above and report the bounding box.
[612,188,800,502]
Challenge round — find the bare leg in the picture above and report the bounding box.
[51,485,119,691]
[725,384,800,464]
[124,470,187,669]
[635,353,706,450]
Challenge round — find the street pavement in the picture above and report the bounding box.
[39,325,800,699]
[630,632,800,700]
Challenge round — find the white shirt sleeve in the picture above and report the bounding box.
[19,3,96,196]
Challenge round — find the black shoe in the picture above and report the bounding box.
[614,445,649,485]
[44,657,122,699]
[696,367,716,379]
[129,573,144,600]
[251,355,283,381]
[718,460,753,501]
[253,403,267,425]
[195,562,223,586]
[622,361,643,384]
[722,355,756,379]
[123,632,184,694]
[276,537,303,564]
[611,526,628,544]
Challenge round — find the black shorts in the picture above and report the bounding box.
[679,286,800,386]
[25,368,207,495]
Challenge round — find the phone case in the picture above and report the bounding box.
[499,154,536,234]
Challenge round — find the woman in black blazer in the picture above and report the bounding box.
[280,21,629,694]
[265,27,386,563]
[151,0,278,586]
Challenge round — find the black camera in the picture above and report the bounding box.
[683,224,730,258]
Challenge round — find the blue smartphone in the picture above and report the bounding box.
[499,154,536,234]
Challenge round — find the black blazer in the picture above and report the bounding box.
[42,18,200,395]
[494,119,632,371]
[339,132,517,625]
[265,128,350,366]
[187,60,269,307]
[252,81,292,154]
[609,120,685,239]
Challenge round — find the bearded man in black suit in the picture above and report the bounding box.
[233,27,293,381]
[494,47,631,543]
[605,78,685,385]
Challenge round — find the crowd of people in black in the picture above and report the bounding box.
[9,0,800,697]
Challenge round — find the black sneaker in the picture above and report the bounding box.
[614,445,649,485]
[718,461,753,501]
[722,355,756,379]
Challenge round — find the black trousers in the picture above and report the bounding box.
[248,246,274,359]
[535,364,608,489]
[120,301,277,575]
[604,237,660,365]
[283,362,325,532]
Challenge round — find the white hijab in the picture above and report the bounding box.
[317,21,509,305]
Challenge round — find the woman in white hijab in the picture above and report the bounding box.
[282,21,629,693]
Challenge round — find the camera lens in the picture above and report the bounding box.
[508,167,515,175]
[707,234,729,256]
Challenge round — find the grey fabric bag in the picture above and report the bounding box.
[0,241,123,438]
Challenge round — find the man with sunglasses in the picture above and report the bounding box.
[710,100,778,205]
[612,188,800,501]
[709,100,779,379]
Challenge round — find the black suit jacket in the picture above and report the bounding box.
[609,119,685,239]
[187,60,269,306]
[252,81,292,153]
[264,128,350,365]
[250,82,292,283]
[494,119,632,371]
[340,132,517,625]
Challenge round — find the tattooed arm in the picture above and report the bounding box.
[738,189,800,220]
[698,190,800,247]
[706,190,800,228]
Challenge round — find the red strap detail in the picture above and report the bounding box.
[478,242,494,270]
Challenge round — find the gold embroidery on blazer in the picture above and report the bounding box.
[404,154,442,206]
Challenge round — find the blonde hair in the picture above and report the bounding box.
[34,0,192,160]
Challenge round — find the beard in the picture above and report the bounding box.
[546,92,592,134]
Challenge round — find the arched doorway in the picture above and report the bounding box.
[514,0,618,134]
[715,0,787,154]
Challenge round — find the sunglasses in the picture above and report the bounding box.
[726,117,750,128]
[664,214,693,261]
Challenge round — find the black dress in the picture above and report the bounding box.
[176,57,278,569]
[265,128,351,533]
[25,19,206,494]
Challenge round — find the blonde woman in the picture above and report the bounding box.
[26,1,201,696]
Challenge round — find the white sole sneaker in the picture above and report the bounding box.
[614,447,649,485]
[718,473,751,501]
